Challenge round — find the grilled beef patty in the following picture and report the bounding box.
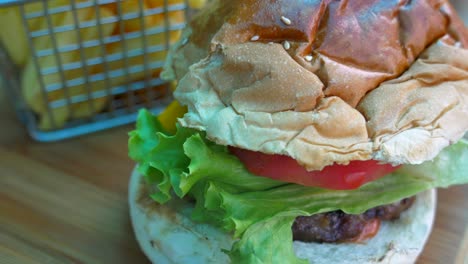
[292,197,415,243]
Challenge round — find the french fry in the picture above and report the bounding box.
[0,0,67,66]
[104,0,184,87]
[0,8,28,66]
[120,0,156,32]
[187,0,207,9]
[21,9,69,115]
[46,7,116,126]
[145,0,207,10]
[22,6,117,129]
[9,0,208,130]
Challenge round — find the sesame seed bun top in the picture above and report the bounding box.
[163,0,468,170]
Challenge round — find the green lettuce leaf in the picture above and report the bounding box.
[229,211,308,264]
[129,109,468,264]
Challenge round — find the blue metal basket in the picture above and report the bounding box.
[0,0,192,141]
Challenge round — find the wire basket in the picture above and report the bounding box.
[0,0,196,141]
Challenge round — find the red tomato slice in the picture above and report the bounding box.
[229,147,400,190]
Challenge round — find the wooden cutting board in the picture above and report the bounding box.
[0,89,467,264]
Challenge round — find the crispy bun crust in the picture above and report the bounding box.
[129,168,436,264]
[163,0,468,171]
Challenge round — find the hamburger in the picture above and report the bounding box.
[128,0,468,263]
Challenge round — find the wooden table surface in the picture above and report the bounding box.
[0,87,467,264]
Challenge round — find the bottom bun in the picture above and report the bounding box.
[129,167,436,264]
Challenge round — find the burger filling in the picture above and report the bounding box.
[229,147,400,190]
[228,147,415,243]
[229,147,414,243]
[292,197,415,243]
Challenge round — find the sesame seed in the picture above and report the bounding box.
[251,35,260,41]
[283,41,291,50]
[304,55,313,61]
[281,16,292,25]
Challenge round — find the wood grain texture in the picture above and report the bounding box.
[0,88,466,264]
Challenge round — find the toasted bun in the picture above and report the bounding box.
[162,0,468,171]
[129,168,436,264]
